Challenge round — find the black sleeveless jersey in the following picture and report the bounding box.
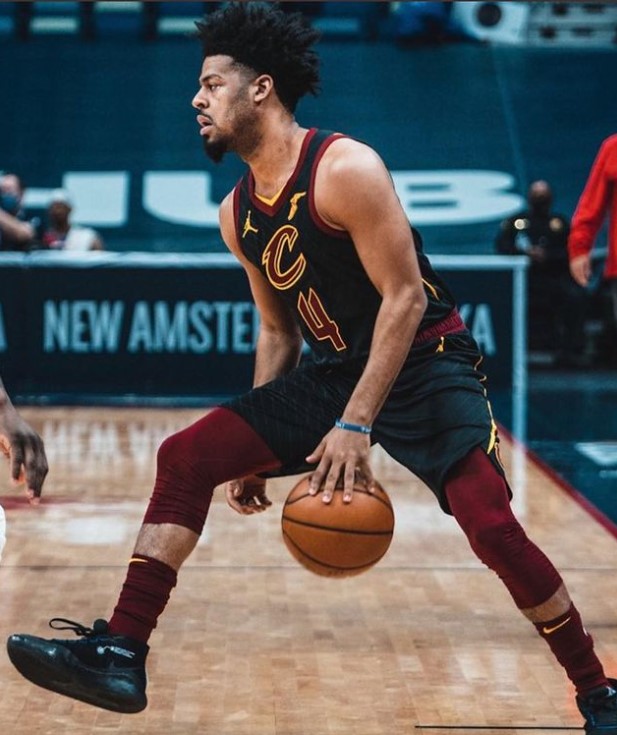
[233,128,458,365]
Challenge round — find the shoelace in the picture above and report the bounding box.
[48,618,108,637]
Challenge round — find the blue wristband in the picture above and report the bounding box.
[335,418,372,435]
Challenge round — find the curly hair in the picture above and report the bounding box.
[194,2,321,114]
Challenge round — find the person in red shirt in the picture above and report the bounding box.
[568,134,617,361]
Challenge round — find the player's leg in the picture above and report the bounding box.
[445,446,616,734]
[377,334,616,734]
[7,407,281,713]
[6,362,350,713]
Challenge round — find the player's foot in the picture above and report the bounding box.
[6,618,148,713]
[577,678,617,735]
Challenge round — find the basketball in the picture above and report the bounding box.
[281,476,395,577]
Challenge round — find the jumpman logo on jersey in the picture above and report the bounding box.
[288,192,306,221]
[242,210,259,238]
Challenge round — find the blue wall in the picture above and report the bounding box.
[1,32,615,255]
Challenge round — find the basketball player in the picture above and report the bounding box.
[0,376,48,558]
[7,4,616,731]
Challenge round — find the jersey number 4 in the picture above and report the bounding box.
[297,288,346,352]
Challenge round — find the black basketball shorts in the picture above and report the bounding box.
[223,332,509,514]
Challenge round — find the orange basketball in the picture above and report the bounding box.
[281,475,395,577]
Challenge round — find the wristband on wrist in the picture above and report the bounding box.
[334,418,372,435]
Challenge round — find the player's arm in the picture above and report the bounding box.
[219,192,303,388]
[219,193,303,515]
[0,377,48,502]
[307,138,427,502]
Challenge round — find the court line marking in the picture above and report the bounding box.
[415,727,579,731]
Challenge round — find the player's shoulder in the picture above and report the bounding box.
[318,135,387,181]
[218,189,240,251]
[218,190,234,223]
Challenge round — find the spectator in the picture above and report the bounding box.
[41,189,104,251]
[0,173,36,252]
[496,180,590,367]
[568,134,617,366]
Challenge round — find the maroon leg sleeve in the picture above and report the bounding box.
[109,408,280,643]
[109,554,177,643]
[445,446,562,609]
[143,406,281,534]
[445,446,607,695]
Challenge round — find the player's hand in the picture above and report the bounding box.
[0,401,48,504]
[225,474,271,515]
[570,253,591,287]
[306,427,374,504]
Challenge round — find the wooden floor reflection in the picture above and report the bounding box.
[0,407,615,735]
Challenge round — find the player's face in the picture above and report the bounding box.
[192,55,259,163]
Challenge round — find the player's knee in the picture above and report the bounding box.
[147,427,218,534]
[468,519,529,570]
[155,428,214,489]
[156,431,183,473]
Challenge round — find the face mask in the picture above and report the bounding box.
[0,192,20,215]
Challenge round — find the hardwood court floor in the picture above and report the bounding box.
[0,407,615,735]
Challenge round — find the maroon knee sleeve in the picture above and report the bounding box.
[143,407,280,534]
[445,446,562,609]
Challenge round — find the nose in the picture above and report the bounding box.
[192,89,207,110]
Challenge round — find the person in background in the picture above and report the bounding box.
[568,134,617,366]
[0,376,48,559]
[0,173,37,252]
[41,189,104,251]
[496,180,590,367]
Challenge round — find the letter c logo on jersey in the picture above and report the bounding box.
[261,225,306,291]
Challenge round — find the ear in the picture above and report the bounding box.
[252,74,274,104]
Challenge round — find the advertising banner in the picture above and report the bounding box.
[0,253,526,404]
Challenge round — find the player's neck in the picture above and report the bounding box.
[246,120,308,200]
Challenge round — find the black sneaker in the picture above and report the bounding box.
[6,618,148,713]
[577,678,617,735]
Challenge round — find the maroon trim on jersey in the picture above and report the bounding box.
[232,181,243,246]
[248,127,318,216]
[413,309,466,346]
[308,132,349,240]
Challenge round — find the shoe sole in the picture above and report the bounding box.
[6,636,147,714]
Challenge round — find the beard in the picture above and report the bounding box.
[202,135,228,164]
[201,95,261,164]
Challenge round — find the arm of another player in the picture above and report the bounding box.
[0,377,48,503]
[219,193,304,514]
[306,138,427,502]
